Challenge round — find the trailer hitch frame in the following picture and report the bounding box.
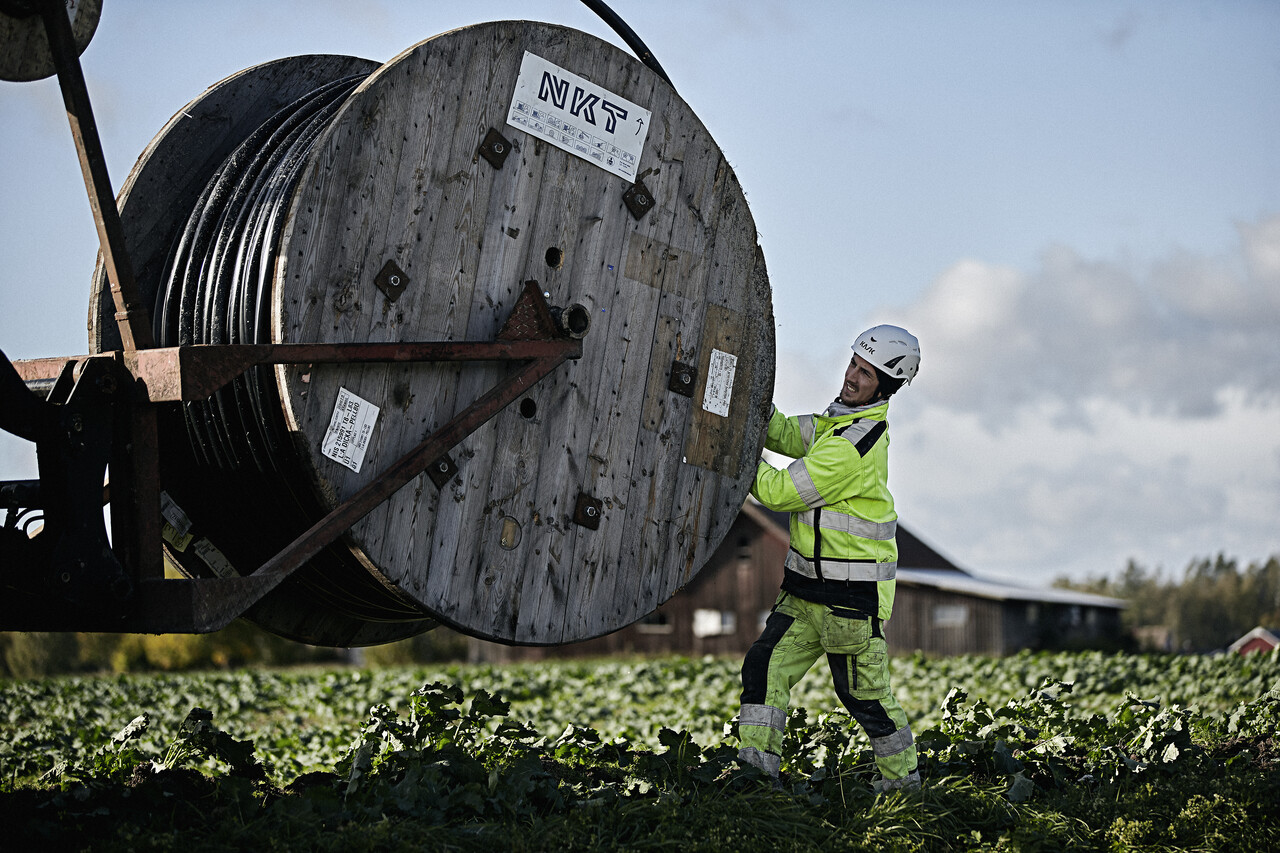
[0,283,587,633]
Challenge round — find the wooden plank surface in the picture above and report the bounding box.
[271,21,773,644]
[0,0,101,83]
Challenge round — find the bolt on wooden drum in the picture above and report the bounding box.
[93,20,775,646]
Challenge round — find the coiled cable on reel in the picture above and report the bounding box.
[150,72,435,629]
[155,74,367,473]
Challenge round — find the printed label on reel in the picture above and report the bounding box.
[702,349,738,417]
[506,51,652,182]
[321,387,380,473]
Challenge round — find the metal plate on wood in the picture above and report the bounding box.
[273,21,775,645]
[426,454,457,489]
[477,127,512,169]
[668,361,697,397]
[572,492,603,530]
[374,259,410,302]
[622,180,655,220]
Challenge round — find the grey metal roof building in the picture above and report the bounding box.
[472,500,1129,660]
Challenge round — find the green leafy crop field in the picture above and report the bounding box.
[3,650,1278,851]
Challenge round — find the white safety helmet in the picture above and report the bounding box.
[852,325,920,385]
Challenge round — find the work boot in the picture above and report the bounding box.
[872,768,921,794]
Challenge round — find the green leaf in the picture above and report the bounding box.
[915,728,951,751]
[993,740,1023,774]
[177,707,215,746]
[1005,770,1035,803]
[111,714,150,745]
[469,688,510,719]
[345,741,374,796]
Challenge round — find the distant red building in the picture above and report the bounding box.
[1227,626,1280,655]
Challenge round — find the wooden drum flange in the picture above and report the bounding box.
[86,55,437,647]
[89,21,775,647]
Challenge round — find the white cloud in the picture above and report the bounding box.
[768,214,1280,585]
[1240,214,1280,291]
[899,213,1280,420]
[882,214,1280,582]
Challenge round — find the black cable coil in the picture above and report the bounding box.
[155,74,366,473]
[150,72,435,631]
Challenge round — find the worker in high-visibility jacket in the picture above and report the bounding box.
[738,324,922,792]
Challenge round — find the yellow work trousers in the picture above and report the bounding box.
[738,591,919,789]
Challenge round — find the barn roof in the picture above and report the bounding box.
[897,569,1127,610]
[1227,626,1280,654]
[742,499,1126,611]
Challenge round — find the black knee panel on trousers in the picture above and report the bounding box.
[740,611,795,705]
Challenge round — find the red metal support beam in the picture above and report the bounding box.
[0,336,580,633]
[2,284,588,633]
[15,340,584,401]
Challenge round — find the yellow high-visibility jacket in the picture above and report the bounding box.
[751,401,898,620]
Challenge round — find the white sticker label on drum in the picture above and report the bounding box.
[321,387,380,473]
[159,491,193,538]
[506,51,652,182]
[193,538,237,579]
[702,349,738,417]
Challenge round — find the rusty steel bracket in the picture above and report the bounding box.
[15,341,585,404]
[1,282,587,633]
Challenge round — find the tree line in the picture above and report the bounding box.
[1056,553,1280,653]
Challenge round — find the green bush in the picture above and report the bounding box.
[2,631,78,678]
[0,621,348,676]
[1,656,1276,852]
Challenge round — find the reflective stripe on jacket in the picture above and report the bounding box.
[750,402,898,620]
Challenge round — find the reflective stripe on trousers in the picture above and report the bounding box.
[874,768,922,793]
[871,725,915,758]
[737,746,781,777]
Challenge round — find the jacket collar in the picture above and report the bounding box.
[823,398,889,420]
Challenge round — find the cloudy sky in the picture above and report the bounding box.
[2,0,1277,588]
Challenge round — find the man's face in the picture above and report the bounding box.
[840,355,881,406]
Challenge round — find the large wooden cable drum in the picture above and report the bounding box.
[90,20,775,646]
[89,54,434,647]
